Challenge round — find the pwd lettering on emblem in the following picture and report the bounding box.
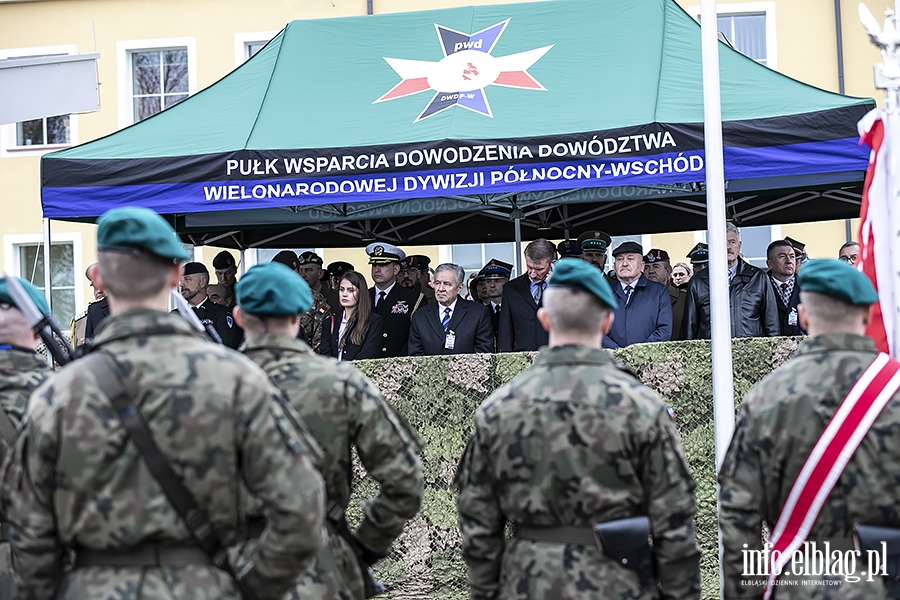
[453,39,483,52]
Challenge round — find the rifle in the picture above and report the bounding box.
[3,273,77,366]
[170,291,223,344]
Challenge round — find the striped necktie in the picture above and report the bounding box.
[442,307,452,332]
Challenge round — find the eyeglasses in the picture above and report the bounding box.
[838,255,858,263]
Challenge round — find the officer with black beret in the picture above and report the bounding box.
[298,251,339,312]
[212,250,238,293]
[177,261,243,349]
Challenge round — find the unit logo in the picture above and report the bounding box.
[375,19,553,122]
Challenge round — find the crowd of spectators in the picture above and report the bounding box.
[71,228,859,358]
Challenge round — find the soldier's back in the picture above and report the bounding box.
[720,333,900,599]
[4,309,325,600]
[458,344,699,600]
[242,333,422,600]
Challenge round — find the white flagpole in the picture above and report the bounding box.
[700,0,735,597]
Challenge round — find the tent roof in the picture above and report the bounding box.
[42,0,874,245]
[51,0,869,160]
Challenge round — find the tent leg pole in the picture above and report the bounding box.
[42,218,52,311]
[701,0,735,598]
[240,249,246,276]
[514,217,523,277]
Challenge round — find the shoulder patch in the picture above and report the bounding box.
[226,315,234,328]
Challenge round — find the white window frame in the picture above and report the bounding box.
[3,232,85,314]
[234,31,278,67]
[688,2,777,70]
[0,44,80,157]
[117,37,197,129]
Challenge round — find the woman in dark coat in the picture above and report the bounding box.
[319,270,384,361]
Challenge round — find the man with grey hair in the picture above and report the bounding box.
[498,238,557,351]
[408,263,493,355]
[684,223,779,339]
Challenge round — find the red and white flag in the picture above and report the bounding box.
[858,109,894,356]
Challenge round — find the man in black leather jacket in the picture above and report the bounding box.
[683,224,780,339]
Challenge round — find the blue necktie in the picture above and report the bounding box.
[442,307,452,332]
[533,281,545,304]
[624,285,633,305]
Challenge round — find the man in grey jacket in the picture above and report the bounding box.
[683,223,780,339]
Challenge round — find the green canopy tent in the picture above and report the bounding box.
[41,0,873,248]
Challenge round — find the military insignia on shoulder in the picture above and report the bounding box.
[201,318,214,326]
[317,306,327,315]
[391,300,409,314]
[226,315,234,328]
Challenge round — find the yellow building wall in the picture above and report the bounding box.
[0,0,884,312]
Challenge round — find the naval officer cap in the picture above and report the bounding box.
[0,276,50,315]
[577,230,612,251]
[479,259,513,279]
[366,242,405,264]
[556,239,582,258]
[547,258,617,309]
[687,242,709,265]
[96,206,190,262]
[797,259,878,306]
[235,262,313,316]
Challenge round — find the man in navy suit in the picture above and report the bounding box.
[497,239,557,352]
[603,241,672,349]
[408,263,493,356]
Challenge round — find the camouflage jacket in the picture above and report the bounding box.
[299,289,332,353]
[0,348,50,464]
[719,333,900,599]
[1,309,327,600]
[242,333,424,600]
[456,344,700,600]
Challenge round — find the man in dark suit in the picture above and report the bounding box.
[80,263,110,347]
[497,239,557,352]
[408,263,493,355]
[476,259,513,352]
[603,242,672,349]
[177,262,243,348]
[368,242,426,357]
[766,239,805,336]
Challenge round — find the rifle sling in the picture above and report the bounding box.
[83,352,228,568]
[0,406,17,446]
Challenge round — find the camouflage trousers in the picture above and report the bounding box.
[489,538,659,600]
[0,541,14,600]
[285,531,365,600]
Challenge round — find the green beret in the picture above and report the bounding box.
[547,258,617,309]
[97,207,190,262]
[235,262,313,316]
[797,259,877,306]
[0,276,50,315]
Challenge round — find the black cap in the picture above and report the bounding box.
[612,241,643,256]
[327,261,354,278]
[271,250,299,271]
[212,251,236,269]
[297,251,324,266]
[687,242,709,265]
[183,262,209,276]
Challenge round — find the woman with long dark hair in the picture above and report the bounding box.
[319,271,384,361]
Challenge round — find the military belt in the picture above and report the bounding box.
[514,524,596,546]
[74,543,211,568]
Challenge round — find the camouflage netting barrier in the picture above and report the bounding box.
[350,337,803,600]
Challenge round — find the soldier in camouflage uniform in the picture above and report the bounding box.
[1,207,327,600]
[457,258,701,600]
[719,259,900,599]
[0,277,53,600]
[300,287,332,353]
[233,262,424,600]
